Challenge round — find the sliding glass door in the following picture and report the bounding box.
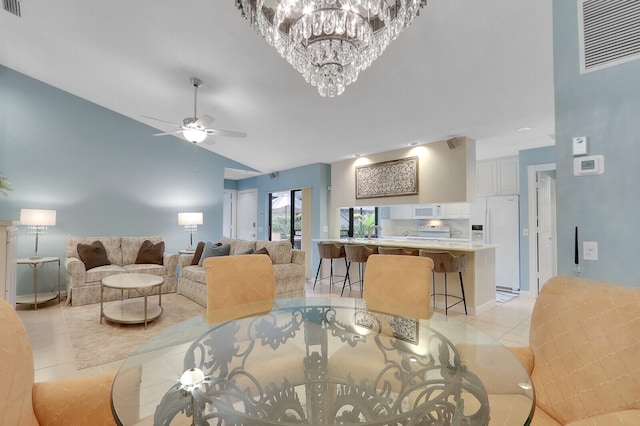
[269,189,302,249]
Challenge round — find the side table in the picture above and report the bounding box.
[16,257,61,309]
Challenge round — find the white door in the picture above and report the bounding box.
[536,171,557,292]
[237,189,258,241]
[222,190,236,238]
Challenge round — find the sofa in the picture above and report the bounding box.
[177,237,305,307]
[65,236,177,306]
[507,276,640,425]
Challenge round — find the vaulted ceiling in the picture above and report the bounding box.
[1,0,555,176]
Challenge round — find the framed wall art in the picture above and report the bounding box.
[355,156,419,199]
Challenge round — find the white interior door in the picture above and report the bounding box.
[528,163,557,296]
[237,189,257,241]
[536,170,557,292]
[222,189,236,238]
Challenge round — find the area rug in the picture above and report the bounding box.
[63,293,205,369]
[496,291,518,303]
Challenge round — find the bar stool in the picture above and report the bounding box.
[378,247,420,256]
[377,247,404,255]
[419,250,467,315]
[313,242,348,290]
[342,244,377,296]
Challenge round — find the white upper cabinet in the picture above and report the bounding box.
[388,205,413,220]
[444,203,470,219]
[477,157,519,196]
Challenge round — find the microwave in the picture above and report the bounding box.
[412,204,443,219]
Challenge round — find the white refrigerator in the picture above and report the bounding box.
[471,196,520,292]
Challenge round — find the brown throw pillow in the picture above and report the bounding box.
[191,241,206,266]
[254,246,271,260]
[77,241,111,270]
[135,240,165,265]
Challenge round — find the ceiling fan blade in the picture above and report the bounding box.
[143,115,182,128]
[153,130,183,136]
[195,114,216,129]
[205,128,247,138]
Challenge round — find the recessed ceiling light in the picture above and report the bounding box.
[517,126,533,132]
[352,154,361,158]
[408,142,419,146]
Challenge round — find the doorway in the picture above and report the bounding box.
[527,164,557,296]
[222,189,236,238]
[237,189,258,241]
[269,189,302,249]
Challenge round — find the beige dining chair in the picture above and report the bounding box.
[0,298,141,426]
[363,254,434,319]
[328,254,435,400]
[203,254,275,323]
[201,253,305,404]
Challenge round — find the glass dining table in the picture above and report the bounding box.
[111,297,534,425]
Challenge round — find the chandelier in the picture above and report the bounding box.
[235,0,428,97]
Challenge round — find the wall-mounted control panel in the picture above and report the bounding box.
[574,155,604,176]
[572,136,588,156]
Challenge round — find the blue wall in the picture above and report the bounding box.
[236,163,331,273]
[0,66,252,295]
[554,1,640,286]
[518,146,556,292]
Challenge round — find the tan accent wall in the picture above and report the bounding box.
[329,137,476,237]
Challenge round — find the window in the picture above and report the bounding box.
[339,207,378,238]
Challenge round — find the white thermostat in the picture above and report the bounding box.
[572,136,588,156]
[574,155,604,176]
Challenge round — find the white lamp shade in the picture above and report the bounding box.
[182,129,207,143]
[20,209,57,226]
[178,212,203,226]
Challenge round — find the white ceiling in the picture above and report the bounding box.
[1,0,556,177]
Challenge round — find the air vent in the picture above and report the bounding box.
[3,0,20,17]
[578,0,640,73]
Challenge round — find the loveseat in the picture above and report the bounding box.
[177,237,305,307]
[65,236,177,306]
[507,276,640,425]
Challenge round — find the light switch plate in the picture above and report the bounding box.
[583,241,598,260]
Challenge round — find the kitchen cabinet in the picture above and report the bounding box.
[477,157,519,196]
[389,205,413,220]
[444,203,470,219]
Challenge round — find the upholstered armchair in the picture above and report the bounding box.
[0,299,140,426]
[508,276,640,425]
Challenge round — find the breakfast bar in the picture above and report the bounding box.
[314,238,497,314]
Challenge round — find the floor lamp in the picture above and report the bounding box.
[178,212,203,250]
[20,209,57,259]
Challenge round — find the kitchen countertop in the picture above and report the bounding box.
[314,238,496,252]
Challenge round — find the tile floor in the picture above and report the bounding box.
[17,279,535,384]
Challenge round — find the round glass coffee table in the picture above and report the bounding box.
[111,297,534,425]
[100,273,164,329]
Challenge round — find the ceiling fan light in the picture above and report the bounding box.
[182,128,207,143]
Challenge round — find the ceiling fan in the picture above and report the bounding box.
[144,77,246,144]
